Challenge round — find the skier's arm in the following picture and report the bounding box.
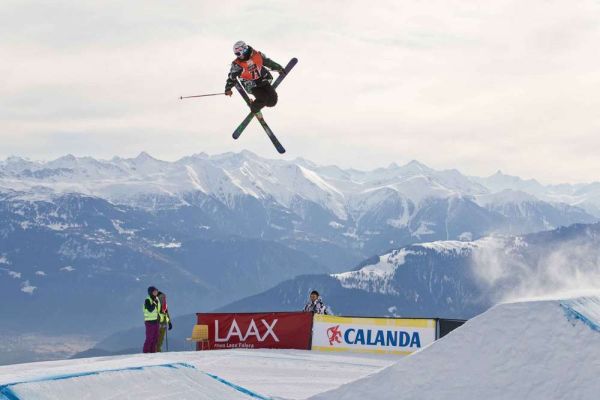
[145,298,157,312]
[225,63,243,92]
[316,300,328,314]
[260,52,284,72]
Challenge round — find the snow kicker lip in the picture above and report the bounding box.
[0,362,271,400]
[560,297,600,333]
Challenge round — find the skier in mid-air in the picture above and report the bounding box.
[225,40,285,114]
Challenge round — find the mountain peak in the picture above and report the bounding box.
[53,154,77,163]
[134,151,157,162]
[400,160,431,173]
[5,156,29,164]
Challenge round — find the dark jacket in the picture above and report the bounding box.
[225,47,283,93]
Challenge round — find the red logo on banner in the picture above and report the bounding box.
[196,312,313,351]
[327,325,342,345]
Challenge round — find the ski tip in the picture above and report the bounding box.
[277,147,286,154]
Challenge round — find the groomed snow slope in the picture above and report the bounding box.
[0,349,394,400]
[311,297,600,400]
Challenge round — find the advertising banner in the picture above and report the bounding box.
[311,315,436,355]
[196,312,313,351]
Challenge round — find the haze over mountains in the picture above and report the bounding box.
[1,151,598,363]
[221,222,600,318]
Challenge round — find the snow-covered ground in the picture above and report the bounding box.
[2,297,599,399]
[0,349,395,400]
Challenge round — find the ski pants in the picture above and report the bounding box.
[156,324,167,352]
[250,84,278,113]
[143,320,159,353]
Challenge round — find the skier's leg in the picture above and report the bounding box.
[149,322,160,353]
[264,84,278,108]
[156,325,166,352]
[143,321,153,353]
[250,86,268,113]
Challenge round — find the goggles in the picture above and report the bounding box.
[234,46,247,57]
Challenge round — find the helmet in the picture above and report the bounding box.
[233,40,250,58]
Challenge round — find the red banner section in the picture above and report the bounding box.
[196,312,313,351]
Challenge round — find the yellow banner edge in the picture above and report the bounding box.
[314,314,436,328]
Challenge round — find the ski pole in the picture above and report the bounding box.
[165,326,169,352]
[180,93,226,100]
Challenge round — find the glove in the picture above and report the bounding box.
[277,68,286,76]
[168,322,173,330]
[225,90,233,96]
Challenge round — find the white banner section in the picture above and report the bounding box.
[311,315,436,355]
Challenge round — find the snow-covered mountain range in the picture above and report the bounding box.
[1,151,597,261]
[1,151,599,363]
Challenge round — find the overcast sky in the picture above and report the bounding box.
[1,0,599,183]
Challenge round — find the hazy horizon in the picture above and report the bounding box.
[2,0,600,184]
[1,149,597,187]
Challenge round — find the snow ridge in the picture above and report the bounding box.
[3,151,595,219]
[561,297,600,332]
[333,249,414,294]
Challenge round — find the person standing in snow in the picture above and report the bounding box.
[303,290,329,315]
[143,286,160,353]
[224,40,285,114]
[156,291,172,352]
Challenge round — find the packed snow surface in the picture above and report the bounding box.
[0,349,394,400]
[310,296,600,400]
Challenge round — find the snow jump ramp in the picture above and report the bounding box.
[311,296,600,400]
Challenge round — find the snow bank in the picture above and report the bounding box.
[310,297,600,400]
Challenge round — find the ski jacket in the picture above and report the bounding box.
[144,295,160,322]
[225,47,283,93]
[303,298,328,315]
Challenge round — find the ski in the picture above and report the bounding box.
[234,81,286,154]
[255,111,286,154]
[232,57,298,140]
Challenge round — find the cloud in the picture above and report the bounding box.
[21,280,37,294]
[8,270,22,279]
[1,0,600,183]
